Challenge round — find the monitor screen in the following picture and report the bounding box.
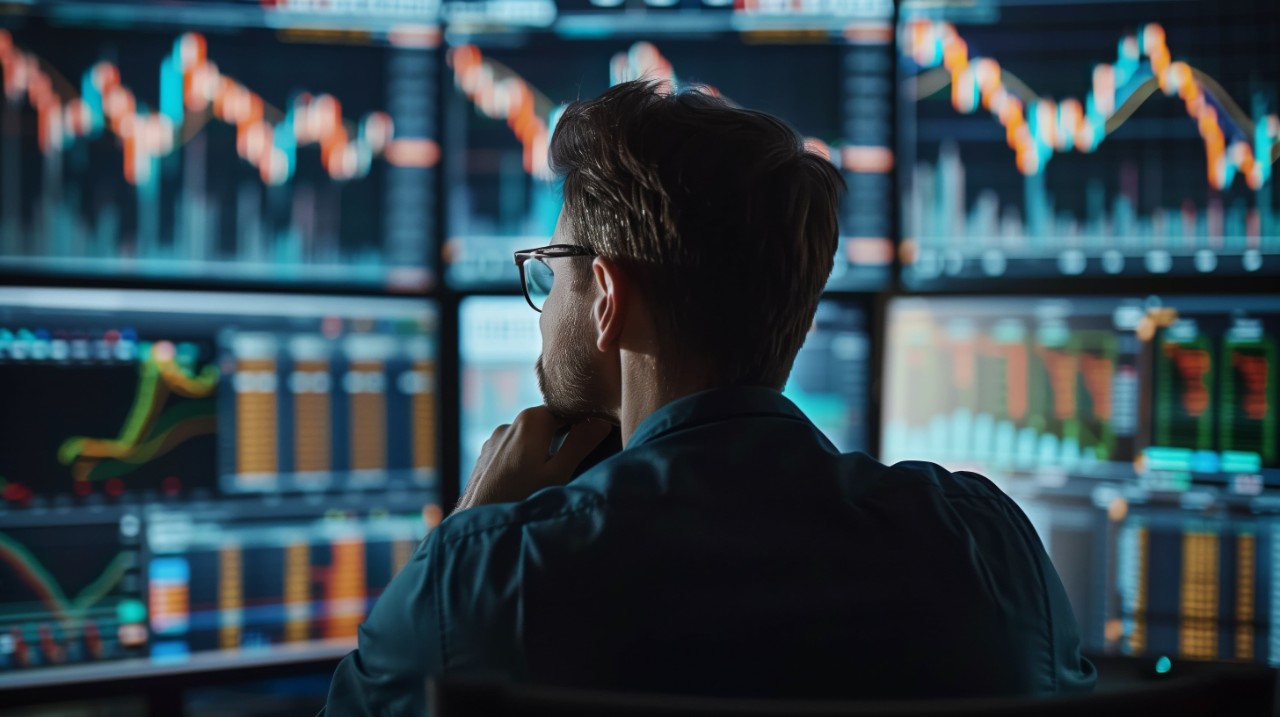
[442,5,894,291]
[459,296,870,488]
[882,295,1280,663]
[897,0,1280,287]
[0,288,440,684]
[0,2,438,290]
[458,296,544,489]
[784,300,870,454]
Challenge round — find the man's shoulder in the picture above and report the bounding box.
[839,455,1028,526]
[870,456,1010,499]
[434,482,611,549]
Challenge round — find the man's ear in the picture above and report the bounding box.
[592,257,625,353]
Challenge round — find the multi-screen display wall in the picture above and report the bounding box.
[889,0,1280,666]
[1,0,1278,691]
[0,0,888,685]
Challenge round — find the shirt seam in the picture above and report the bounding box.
[875,476,1016,505]
[432,533,450,669]
[1008,505,1060,692]
[923,485,1060,691]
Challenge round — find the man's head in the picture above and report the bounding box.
[533,79,843,421]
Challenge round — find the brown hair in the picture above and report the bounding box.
[549,79,843,389]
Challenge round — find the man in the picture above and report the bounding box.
[321,80,1096,715]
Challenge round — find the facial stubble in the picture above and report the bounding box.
[536,297,606,422]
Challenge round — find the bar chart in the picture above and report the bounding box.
[219,326,439,493]
[145,510,425,658]
[882,295,1279,488]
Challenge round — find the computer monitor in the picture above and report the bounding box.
[784,300,870,454]
[0,2,437,289]
[458,296,871,487]
[441,3,894,291]
[882,295,1280,663]
[897,0,1280,287]
[0,288,440,684]
[458,296,544,489]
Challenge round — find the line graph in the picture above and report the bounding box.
[0,532,130,625]
[905,19,1279,190]
[0,525,146,670]
[58,340,218,485]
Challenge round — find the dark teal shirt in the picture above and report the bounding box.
[322,387,1096,715]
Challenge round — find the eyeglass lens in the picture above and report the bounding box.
[523,258,555,310]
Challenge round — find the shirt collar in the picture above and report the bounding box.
[626,385,809,449]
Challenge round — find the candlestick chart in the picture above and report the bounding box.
[0,17,437,288]
[898,1,1280,285]
[443,33,892,290]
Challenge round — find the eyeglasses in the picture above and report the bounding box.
[513,244,598,313]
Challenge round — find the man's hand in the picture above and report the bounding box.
[457,407,615,512]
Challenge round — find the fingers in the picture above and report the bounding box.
[546,419,616,473]
[474,425,509,471]
[460,424,510,511]
[484,424,511,449]
[513,406,560,435]
[459,408,616,513]
[507,407,564,455]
